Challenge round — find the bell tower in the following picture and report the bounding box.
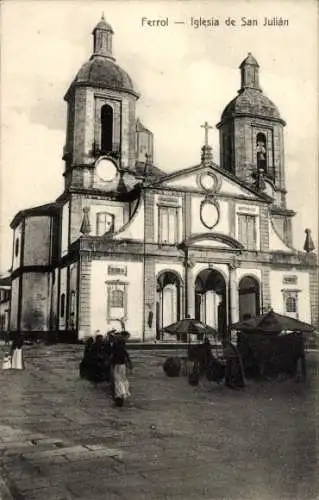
[62,16,139,192]
[217,53,295,245]
[217,54,287,204]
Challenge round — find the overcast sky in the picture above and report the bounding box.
[1,0,318,272]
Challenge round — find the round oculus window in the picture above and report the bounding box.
[96,158,118,182]
[200,200,219,229]
[200,173,217,192]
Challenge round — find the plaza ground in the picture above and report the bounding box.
[0,344,318,500]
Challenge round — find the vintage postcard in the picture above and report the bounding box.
[0,1,318,499]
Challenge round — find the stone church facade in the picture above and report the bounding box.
[9,17,318,341]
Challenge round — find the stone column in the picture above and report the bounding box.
[229,260,239,324]
[187,265,195,318]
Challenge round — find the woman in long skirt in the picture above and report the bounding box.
[110,336,132,406]
[10,334,25,370]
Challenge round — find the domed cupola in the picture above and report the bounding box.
[220,53,284,123]
[217,53,287,196]
[68,15,138,98]
[63,16,140,179]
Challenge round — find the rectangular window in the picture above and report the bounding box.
[238,214,257,250]
[96,212,115,236]
[107,282,127,320]
[158,206,179,244]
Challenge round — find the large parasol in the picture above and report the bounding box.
[163,318,218,341]
[232,310,314,334]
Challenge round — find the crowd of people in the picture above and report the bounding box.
[80,330,133,407]
[187,337,245,388]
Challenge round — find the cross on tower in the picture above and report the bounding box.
[201,121,213,147]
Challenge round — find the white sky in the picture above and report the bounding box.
[0,0,318,272]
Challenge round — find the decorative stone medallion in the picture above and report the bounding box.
[198,172,220,193]
[200,198,220,230]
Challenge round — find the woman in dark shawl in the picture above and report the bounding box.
[223,340,245,388]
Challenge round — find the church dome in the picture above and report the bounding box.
[66,16,138,98]
[74,56,136,94]
[220,53,284,124]
[221,88,282,121]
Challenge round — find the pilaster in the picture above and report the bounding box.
[78,253,92,339]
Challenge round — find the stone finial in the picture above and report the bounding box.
[200,121,214,166]
[303,228,315,253]
[80,207,91,235]
[201,145,213,166]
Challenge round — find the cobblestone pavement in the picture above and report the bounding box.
[0,344,318,500]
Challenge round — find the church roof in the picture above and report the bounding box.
[135,162,166,179]
[10,202,59,229]
[239,52,259,68]
[0,276,11,287]
[73,56,137,96]
[149,162,273,203]
[220,88,283,123]
[136,119,152,134]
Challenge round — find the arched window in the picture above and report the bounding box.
[286,296,297,313]
[256,132,267,173]
[101,105,113,153]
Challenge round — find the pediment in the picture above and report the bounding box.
[152,164,267,202]
[184,233,244,250]
[192,239,232,249]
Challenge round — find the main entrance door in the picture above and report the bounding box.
[195,269,227,335]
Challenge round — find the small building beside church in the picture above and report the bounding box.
[0,275,11,337]
[9,17,318,341]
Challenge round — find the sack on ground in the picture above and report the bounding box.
[163,357,181,377]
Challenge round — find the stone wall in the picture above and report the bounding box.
[24,216,52,266]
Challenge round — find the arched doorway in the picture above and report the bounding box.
[101,104,113,153]
[238,276,260,321]
[194,269,227,335]
[156,271,182,339]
